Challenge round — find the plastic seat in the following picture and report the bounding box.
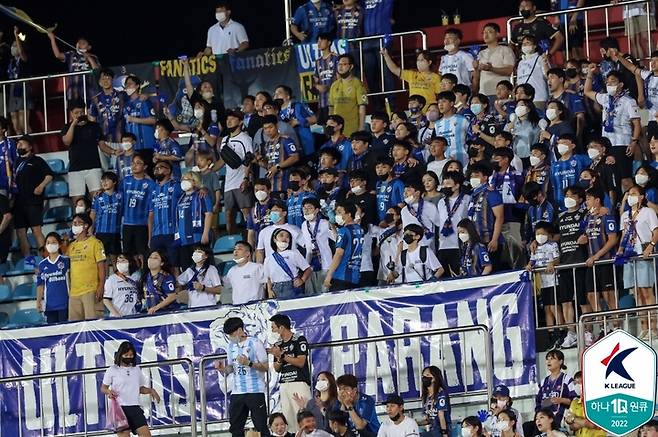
[0,284,11,302]
[5,309,45,328]
[13,282,36,300]
[217,211,226,226]
[213,234,242,254]
[0,311,8,327]
[45,179,69,198]
[6,256,41,275]
[219,260,236,276]
[43,205,72,224]
[46,159,66,174]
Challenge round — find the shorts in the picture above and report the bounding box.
[68,168,103,197]
[558,268,586,306]
[96,233,121,256]
[625,15,656,36]
[120,405,148,434]
[224,188,254,211]
[13,202,43,229]
[610,146,635,178]
[122,225,149,258]
[565,19,585,47]
[7,83,33,113]
[586,263,616,293]
[623,258,656,288]
[150,234,179,267]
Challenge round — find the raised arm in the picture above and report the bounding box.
[47,31,66,62]
[380,48,401,77]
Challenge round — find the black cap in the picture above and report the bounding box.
[318,167,339,176]
[385,394,404,405]
[226,109,244,120]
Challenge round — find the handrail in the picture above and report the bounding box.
[199,352,229,437]
[531,251,658,274]
[0,69,93,87]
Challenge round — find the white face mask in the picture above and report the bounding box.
[181,180,193,192]
[564,197,577,209]
[192,251,205,264]
[125,87,137,96]
[46,243,59,254]
[587,148,600,160]
[498,421,510,432]
[635,174,649,186]
[574,383,582,397]
[529,155,542,167]
[215,12,226,22]
[147,258,161,270]
[304,212,316,222]
[255,190,268,202]
[404,195,416,204]
[536,234,549,244]
[116,262,130,274]
[194,109,204,119]
[471,103,483,115]
[545,108,558,121]
[470,177,482,189]
[461,427,472,437]
[75,206,86,214]
[557,143,570,155]
[627,195,640,207]
[71,225,84,236]
[191,166,201,172]
[458,232,470,243]
[276,241,289,251]
[444,44,456,52]
[153,130,160,140]
[521,45,534,55]
[121,142,133,151]
[351,186,365,195]
[233,256,247,264]
[315,379,330,392]
[514,105,529,118]
[606,84,618,95]
[335,215,345,226]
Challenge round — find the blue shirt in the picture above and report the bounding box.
[265,136,299,192]
[92,191,123,234]
[0,137,17,192]
[89,90,124,141]
[376,178,404,221]
[155,138,183,179]
[293,1,335,42]
[348,393,381,435]
[467,186,504,245]
[279,101,316,157]
[554,91,585,116]
[144,271,179,311]
[549,154,591,208]
[525,200,556,242]
[315,53,339,107]
[535,372,575,426]
[116,155,133,180]
[426,390,452,433]
[123,97,156,150]
[120,176,156,226]
[584,212,617,259]
[334,224,364,284]
[287,191,317,228]
[150,179,183,237]
[36,255,70,311]
[434,114,471,166]
[461,242,492,277]
[176,190,213,246]
[361,0,393,36]
[321,137,353,171]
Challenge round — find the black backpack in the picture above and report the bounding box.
[401,246,427,283]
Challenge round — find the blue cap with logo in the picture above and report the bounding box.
[493,384,510,397]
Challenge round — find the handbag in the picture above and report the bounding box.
[106,397,129,432]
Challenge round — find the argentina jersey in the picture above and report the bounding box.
[434,114,470,166]
[37,256,70,311]
[150,180,182,237]
[227,336,267,395]
[92,191,123,234]
[121,176,155,226]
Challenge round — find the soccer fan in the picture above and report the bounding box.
[36,232,70,324]
[103,254,141,318]
[324,200,364,291]
[90,171,123,265]
[175,172,213,271]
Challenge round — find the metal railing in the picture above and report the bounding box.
[0,357,196,437]
[506,0,654,61]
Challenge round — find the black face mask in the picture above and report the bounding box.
[491,161,502,172]
[322,182,334,191]
[288,181,300,192]
[324,125,335,137]
[565,68,578,79]
[390,413,401,422]
[121,357,135,366]
[520,9,532,18]
[422,376,433,388]
[154,173,166,182]
[467,147,479,158]
[17,148,28,156]
[403,234,415,244]
[384,213,395,224]
[440,187,453,197]
[228,124,241,133]
[377,173,389,181]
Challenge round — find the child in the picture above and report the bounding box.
[300,198,333,295]
[103,253,141,317]
[90,171,123,265]
[194,151,221,236]
[115,132,136,180]
[426,135,449,180]
[177,246,221,308]
[407,94,428,130]
[36,232,70,324]
[153,118,183,179]
[493,80,515,122]
[264,228,311,300]
[456,218,492,277]
[390,223,444,284]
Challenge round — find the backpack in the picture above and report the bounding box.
[401,246,427,283]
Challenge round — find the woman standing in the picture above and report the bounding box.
[100,341,161,437]
[417,365,451,437]
[381,49,441,108]
[177,246,222,308]
[36,232,70,323]
[264,228,311,300]
[456,218,493,277]
[142,250,179,315]
[176,171,213,270]
[422,171,442,206]
[506,99,540,163]
[103,254,141,317]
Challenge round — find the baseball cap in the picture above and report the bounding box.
[493,385,510,397]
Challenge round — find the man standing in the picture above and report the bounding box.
[376,395,420,437]
[547,68,585,140]
[314,33,339,125]
[256,115,300,194]
[202,1,249,55]
[291,0,335,43]
[122,75,156,163]
[474,23,516,102]
[88,68,124,143]
[270,314,311,432]
[216,317,270,437]
[329,54,368,137]
[439,28,475,87]
[434,91,470,166]
[324,200,364,291]
[148,161,182,270]
[511,0,564,56]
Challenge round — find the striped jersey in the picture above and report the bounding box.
[335,5,362,39]
[314,53,339,108]
[549,155,591,209]
[92,191,123,234]
[150,179,183,237]
[120,176,156,226]
[36,255,70,311]
[175,191,213,246]
[584,212,617,259]
[264,136,298,192]
[226,336,268,394]
[287,191,317,228]
[154,138,183,179]
[467,186,503,245]
[434,114,471,166]
[0,137,16,192]
[123,97,156,150]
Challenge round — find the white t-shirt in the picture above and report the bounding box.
[427,158,449,182]
[401,200,440,246]
[595,92,641,146]
[220,132,253,192]
[206,19,249,55]
[396,245,442,283]
[640,69,658,119]
[436,192,471,250]
[224,262,266,304]
[477,44,516,96]
[257,223,302,259]
[264,249,310,283]
[516,53,549,102]
[439,50,475,86]
[177,264,221,308]
[377,416,420,437]
[360,226,375,272]
[300,218,334,271]
[621,207,658,254]
[103,272,141,317]
[373,226,402,281]
[102,365,147,406]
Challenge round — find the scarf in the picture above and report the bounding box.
[645,72,655,110]
[604,89,629,133]
[468,185,493,243]
[406,199,434,238]
[145,271,167,308]
[272,251,296,281]
[378,226,399,246]
[441,193,465,237]
[620,208,641,258]
[349,151,367,172]
[180,191,204,232]
[306,219,322,271]
[185,266,206,291]
[490,170,518,204]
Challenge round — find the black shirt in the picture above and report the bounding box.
[14,154,53,204]
[276,333,311,384]
[61,121,103,171]
[511,17,559,47]
[557,208,587,264]
[370,132,395,158]
[247,114,265,139]
[0,193,11,261]
[346,191,377,227]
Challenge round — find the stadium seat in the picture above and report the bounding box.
[0,263,9,275]
[43,205,72,224]
[213,234,242,254]
[219,260,236,276]
[44,179,69,198]
[46,159,66,174]
[12,282,36,300]
[6,256,41,275]
[0,311,8,328]
[5,309,45,328]
[0,284,11,302]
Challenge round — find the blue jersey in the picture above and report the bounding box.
[123,97,156,150]
[264,136,299,192]
[315,53,339,108]
[434,114,471,166]
[92,191,123,234]
[525,200,556,242]
[584,212,617,259]
[279,102,315,156]
[176,191,213,246]
[155,138,183,179]
[287,191,317,228]
[89,90,124,141]
[461,242,492,277]
[334,224,364,284]
[555,91,585,116]
[549,154,591,208]
[335,5,362,39]
[349,393,380,435]
[376,178,405,221]
[425,390,452,433]
[536,372,575,426]
[226,336,268,395]
[321,137,352,171]
[361,0,393,36]
[293,1,335,42]
[144,271,179,311]
[0,137,17,192]
[468,186,504,245]
[36,255,70,311]
[150,179,183,237]
[120,176,156,226]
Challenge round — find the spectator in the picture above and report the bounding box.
[13,135,53,256]
[203,1,249,55]
[547,68,585,140]
[269,412,295,437]
[336,374,380,437]
[0,116,16,196]
[121,153,155,268]
[62,99,112,203]
[439,28,474,87]
[369,111,395,156]
[275,85,317,160]
[194,151,222,236]
[297,410,334,437]
[248,179,275,249]
[434,91,471,166]
[564,371,605,437]
[497,410,523,437]
[328,410,358,437]
[345,157,377,214]
[242,95,256,130]
[377,394,419,437]
[254,99,301,156]
[422,171,441,206]
[100,342,160,437]
[103,254,141,318]
[256,200,301,263]
[321,115,352,178]
[419,104,441,145]
[314,33,339,124]
[354,203,376,287]
[177,246,221,308]
[417,365,451,437]
[256,114,300,194]
[0,189,10,264]
[549,134,590,209]
[7,26,30,135]
[287,168,317,228]
[46,32,99,101]
[525,144,550,195]
[457,218,493,277]
[324,200,364,291]
[461,417,485,437]
[620,0,655,60]
[516,35,550,108]
[335,0,362,40]
[467,163,504,270]
[511,0,564,56]
[297,371,340,432]
[382,49,441,108]
[291,0,335,43]
[475,23,516,103]
[265,228,311,299]
[618,50,658,121]
[454,84,474,121]
[586,137,620,207]
[143,249,179,314]
[426,135,449,178]
[487,385,524,436]
[116,132,136,180]
[67,213,106,321]
[329,54,368,137]
[176,61,222,144]
[469,94,500,149]
[437,171,470,277]
[317,166,346,221]
[540,100,574,147]
[88,68,124,142]
[176,171,213,270]
[90,171,123,264]
[215,317,270,437]
[374,206,402,284]
[36,232,70,324]
[597,37,638,99]
[247,90,272,138]
[391,223,443,284]
[153,118,183,180]
[223,241,266,305]
[300,197,332,294]
[440,73,458,93]
[270,313,311,432]
[122,74,156,161]
[375,155,405,223]
[523,182,555,247]
[406,95,428,131]
[533,409,567,437]
[494,80,515,122]
[148,160,182,270]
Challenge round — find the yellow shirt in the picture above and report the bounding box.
[66,236,106,297]
[401,69,441,107]
[328,77,368,137]
[569,398,606,437]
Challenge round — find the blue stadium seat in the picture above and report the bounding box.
[13,282,36,300]
[43,205,72,224]
[217,211,226,226]
[213,234,242,254]
[0,263,9,275]
[0,311,8,328]
[5,309,45,328]
[46,159,66,174]
[6,256,41,275]
[219,260,236,276]
[0,284,11,302]
[45,179,69,198]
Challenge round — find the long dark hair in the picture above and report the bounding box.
[462,416,485,437]
[193,245,215,269]
[116,252,138,275]
[421,365,448,402]
[517,98,540,127]
[140,249,172,294]
[498,409,518,432]
[195,99,212,130]
[457,218,484,245]
[114,341,137,366]
[315,371,339,408]
[441,159,464,180]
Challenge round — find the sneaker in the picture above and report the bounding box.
[560,331,578,349]
[584,331,594,347]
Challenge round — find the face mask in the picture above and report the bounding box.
[635,174,649,186]
[444,44,456,52]
[458,232,470,243]
[121,142,133,151]
[46,243,59,254]
[467,147,479,158]
[577,179,591,189]
[154,173,166,182]
[470,103,483,115]
[181,180,193,192]
[351,186,365,195]
[324,125,335,137]
[304,212,316,222]
[269,211,281,223]
[255,190,268,202]
[514,105,529,118]
[75,206,86,214]
[192,252,205,264]
[288,181,300,192]
[121,357,135,366]
[404,195,416,204]
[441,187,453,197]
[536,234,549,245]
[529,155,542,167]
[153,130,160,140]
[607,85,618,95]
[422,376,433,388]
[315,379,330,392]
[72,225,84,236]
[17,148,28,156]
[403,234,415,244]
[116,261,130,274]
[233,256,247,264]
[125,87,137,96]
[335,214,345,226]
[582,66,590,75]
[462,428,472,437]
[276,241,289,251]
[546,108,558,121]
[498,421,510,432]
[194,109,204,119]
[202,91,214,100]
[564,197,577,209]
[574,383,582,397]
[409,106,420,114]
[520,9,532,18]
[557,143,570,156]
[565,68,578,79]
[470,178,482,189]
[627,195,640,207]
[587,148,600,160]
[354,213,361,222]
[521,46,535,55]
[147,258,161,270]
[216,12,226,22]
[377,173,389,181]
[384,213,395,224]
[427,110,440,122]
